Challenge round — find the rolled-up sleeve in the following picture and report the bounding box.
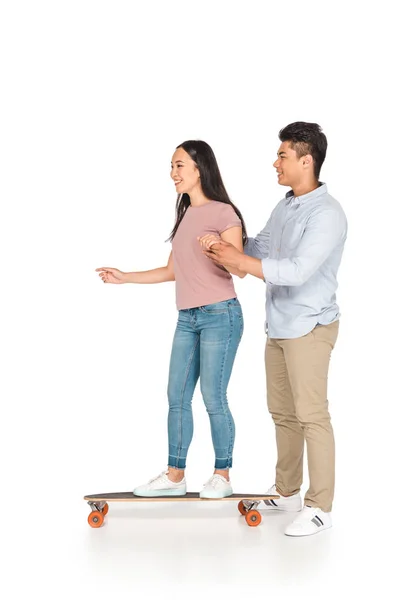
[244,219,271,259]
[262,209,347,286]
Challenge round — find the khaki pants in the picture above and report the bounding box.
[265,321,339,512]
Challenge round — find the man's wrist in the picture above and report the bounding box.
[238,255,264,279]
[238,254,251,272]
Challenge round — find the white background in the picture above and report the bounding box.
[1,0,398,598]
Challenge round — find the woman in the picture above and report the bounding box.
[96,140,247,498]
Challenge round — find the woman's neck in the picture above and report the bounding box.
[188,187,211,207]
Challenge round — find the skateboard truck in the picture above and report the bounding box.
[242,499,261,511]
[88,501,106,512]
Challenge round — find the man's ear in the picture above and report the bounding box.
[302,154,313,169]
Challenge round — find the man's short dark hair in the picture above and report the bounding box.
[279,122,327,179]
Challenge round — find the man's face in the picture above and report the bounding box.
[273,141,308,188]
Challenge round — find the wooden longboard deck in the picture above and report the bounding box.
[84,492,279,503]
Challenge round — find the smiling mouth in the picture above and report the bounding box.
[174,180,182,186]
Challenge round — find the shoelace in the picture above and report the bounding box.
[147,471,167,485]
[295,507,318,521]
[203,475,227,488]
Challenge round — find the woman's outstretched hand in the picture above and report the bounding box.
[95,267,127,284]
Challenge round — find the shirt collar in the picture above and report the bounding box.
[285,182,327,206]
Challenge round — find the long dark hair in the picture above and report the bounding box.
[168,140,247,245]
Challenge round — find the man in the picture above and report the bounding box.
[200,122,347,536]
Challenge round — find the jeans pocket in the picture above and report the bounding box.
[233,305,244,335]
[199,301,229,314]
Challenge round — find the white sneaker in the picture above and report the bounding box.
[262,484,302,512]
[133,471,186,497]
[199,474,233,499]
[285,506,332,537]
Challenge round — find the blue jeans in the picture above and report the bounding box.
[167,298,243,470]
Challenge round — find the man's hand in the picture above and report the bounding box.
[198,234,264,280]
[202,239,243,269]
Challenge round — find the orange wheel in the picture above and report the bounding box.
[245,510,262,527]
[238,500,247,515]
[102,503,109,516]
[88,511,104,528]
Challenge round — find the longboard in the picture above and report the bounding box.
[84,492,279,528]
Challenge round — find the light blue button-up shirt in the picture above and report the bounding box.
[245,183,347,339]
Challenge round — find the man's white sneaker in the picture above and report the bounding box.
[199,474,233,499]
[262,484,302,512]
[285,506,332,537]
[133,471,186,497]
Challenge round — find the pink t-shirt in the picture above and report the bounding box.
[172,201,242,310]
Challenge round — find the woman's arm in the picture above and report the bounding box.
[220,227,246,278]
[96,251,175,284]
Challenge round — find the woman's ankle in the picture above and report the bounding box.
[214,469,229,481]
[166,467,185,482]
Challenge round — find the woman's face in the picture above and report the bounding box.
[170,147,201,195]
